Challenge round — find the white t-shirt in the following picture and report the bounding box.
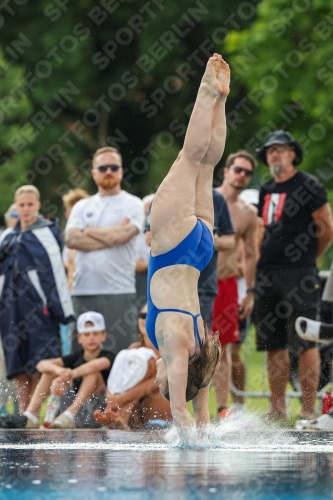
[65,191,144,295]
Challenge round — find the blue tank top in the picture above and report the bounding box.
[146,219,214,351]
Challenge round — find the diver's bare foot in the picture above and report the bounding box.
[201,54,223,98]
[201,54,230,99]
[93,409,129,430]
[214,53,230,100]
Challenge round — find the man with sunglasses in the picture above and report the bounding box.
[65,146,144,355]
[254,130,333,422]
[212,150,258,419]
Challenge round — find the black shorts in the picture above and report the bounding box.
[254,267,320,355]
[237,317,251,344]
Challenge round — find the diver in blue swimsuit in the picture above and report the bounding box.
[147,53,230,436]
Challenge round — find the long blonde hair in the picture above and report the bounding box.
[163,324,222,402]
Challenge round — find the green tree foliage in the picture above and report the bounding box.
[1,0,332,234]
[223,0,333,265]
[0,49,33,211]
[224,0,333,194]
[0,0,257,218]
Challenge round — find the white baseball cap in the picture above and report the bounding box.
[77,311,106,334]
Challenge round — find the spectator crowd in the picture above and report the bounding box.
[0,134,332,431]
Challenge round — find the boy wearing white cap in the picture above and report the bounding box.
[0,312,115,429]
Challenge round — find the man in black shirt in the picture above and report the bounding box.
[255,130,333,420]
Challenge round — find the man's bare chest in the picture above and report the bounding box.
[228,204,249,239]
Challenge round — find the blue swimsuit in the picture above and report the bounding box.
[146,219,214,351]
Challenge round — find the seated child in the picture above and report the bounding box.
[0,312,115,429]
[94,305,172,429]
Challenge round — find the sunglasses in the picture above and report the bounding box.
[139,312,147,319]
[266,145,291,154]
[232,166,253,177]
[95,164,121,173]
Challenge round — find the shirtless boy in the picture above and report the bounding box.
[212,151,258,418]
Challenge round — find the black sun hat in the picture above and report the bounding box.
[255,130,303,166]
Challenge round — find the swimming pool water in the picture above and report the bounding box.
[0,427,332,499]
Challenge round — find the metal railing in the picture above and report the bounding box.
[230,382,326,400]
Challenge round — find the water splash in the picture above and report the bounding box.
[1,414,333,453]
[164,411,298,450]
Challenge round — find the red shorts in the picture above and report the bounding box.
[212,276,239,344]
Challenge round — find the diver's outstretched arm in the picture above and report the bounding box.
[167,351,193,434]
[192,386,210,427]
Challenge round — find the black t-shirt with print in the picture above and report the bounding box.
[61,349,115,392]
[257,171,328,269]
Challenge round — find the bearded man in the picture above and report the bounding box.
[65,147,144,354]
[254,131,333,422]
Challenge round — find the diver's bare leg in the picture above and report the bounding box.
[201,55,229,168]
[196,55,229,227]
[150,55,225,255]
